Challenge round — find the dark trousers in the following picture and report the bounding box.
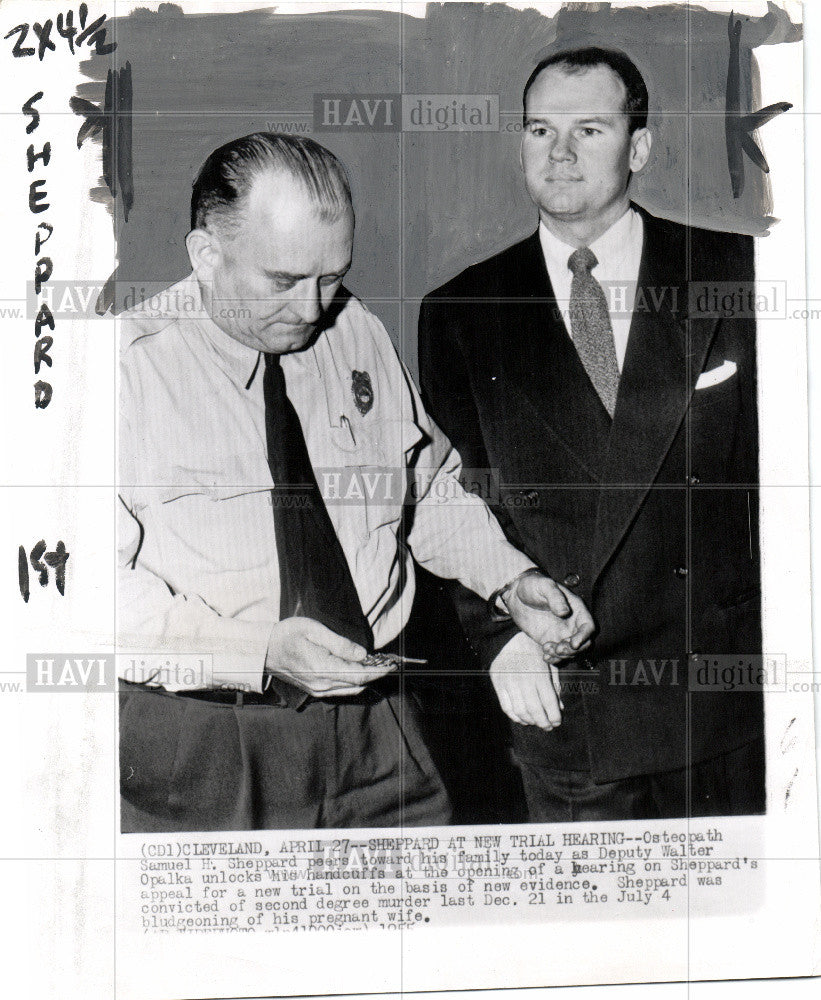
[120,680,451,832]
[517,737,766,822]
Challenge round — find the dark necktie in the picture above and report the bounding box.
[262,352,373,652]
[568,246,620,418]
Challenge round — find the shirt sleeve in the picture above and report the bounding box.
[118,381,273,693]
[399,364,536,600]
[117,494,274,693]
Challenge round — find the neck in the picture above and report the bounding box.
[197,275,233,339]
[539,197,632,249]
[197,276,217,321]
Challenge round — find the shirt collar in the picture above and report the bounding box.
[182,273,320,388]
[539,206,639,276]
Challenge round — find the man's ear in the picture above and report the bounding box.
[185,227,222,278]
[629,127,652,174]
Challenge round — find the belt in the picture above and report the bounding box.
[120,673,396,710]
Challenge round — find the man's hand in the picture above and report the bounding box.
[264,617,393,697]
[489,631,563,730]
[503,571,595,663]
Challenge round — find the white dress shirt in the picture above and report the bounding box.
[539,207,644,372]
[118,274,535,691]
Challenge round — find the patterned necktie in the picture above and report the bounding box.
[568,246,620,418]
[262,352,373,652]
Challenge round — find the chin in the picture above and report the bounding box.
[541,197,584,217]
[262,330,313,354]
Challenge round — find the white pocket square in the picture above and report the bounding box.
[695,359,737,390]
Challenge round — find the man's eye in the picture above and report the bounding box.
[271,278,296,292]
[579,127,601,137]
[526,123,549,137]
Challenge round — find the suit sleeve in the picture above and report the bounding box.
[719,232,759,578]
[732,234,761,643]
[418,290,523,670]
[733,234,759,488]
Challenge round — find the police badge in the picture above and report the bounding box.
[351,370,374,415]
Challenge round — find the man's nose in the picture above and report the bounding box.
[292,282,322,325]
[548,134,576,163]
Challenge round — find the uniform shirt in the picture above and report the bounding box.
[539,207,644,372]
[119,274,535,691]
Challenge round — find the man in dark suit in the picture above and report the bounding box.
[419,46,764,821]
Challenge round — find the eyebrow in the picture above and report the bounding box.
[264,270,304,281]
[524,114,620,126]
[263,263,351,281]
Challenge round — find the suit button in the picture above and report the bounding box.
[688,475,700,486]
[563,572,581,588]
[674,566,688,578]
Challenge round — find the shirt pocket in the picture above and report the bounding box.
[322,418,424,537]
[142,486,276,587]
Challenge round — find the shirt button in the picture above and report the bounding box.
[674,566,688,578]
[563,572,581,588]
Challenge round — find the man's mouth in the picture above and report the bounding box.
[263,319,313,332]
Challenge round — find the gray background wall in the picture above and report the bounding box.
[78,1,801,376]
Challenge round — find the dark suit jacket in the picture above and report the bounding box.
[418,205,763,784]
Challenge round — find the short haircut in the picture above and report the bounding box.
[190,133,352,233]
[522,46,648,133]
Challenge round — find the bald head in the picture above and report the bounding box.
[190,132,353,238]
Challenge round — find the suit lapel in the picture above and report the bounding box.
[499,232,612,480]
[590,208,721,581]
